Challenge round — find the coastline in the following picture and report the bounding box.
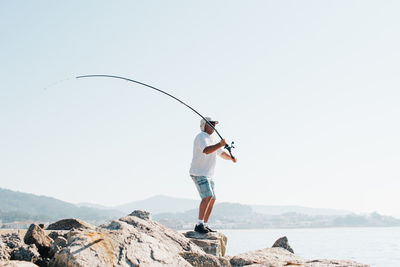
[221,226,400,266]
[1,212,370,266]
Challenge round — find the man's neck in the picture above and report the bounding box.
[203,130,213,135]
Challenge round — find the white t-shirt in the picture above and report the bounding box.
[189,131,223,177]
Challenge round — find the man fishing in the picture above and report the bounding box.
[75,76,237,233]
[190,117,237,233]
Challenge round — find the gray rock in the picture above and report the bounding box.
[0,241,10,261]
[272,236,294,253]
[0,261,39,267]
[129,210,152,220]
[46,218,94,230]
[47,232,58,241]
[50,215,207,266]
[1,233,25,261]
[24,224,53,258]
[228,255,258,266]
[230,247,304,266]
[118,214,203,254]
[2,233,24,250]
[47,231,68,241]
[49,236,67,255]
[10,244,40,262]
[34,257,51,267]
[183,231,228,257]
[180,252,230,267]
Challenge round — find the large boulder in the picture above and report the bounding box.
[24,224,53,258]
[184,231,227,257]
[46,218,94,231]
[49,215,217,266]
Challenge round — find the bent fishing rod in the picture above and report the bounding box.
[76,74,235,158]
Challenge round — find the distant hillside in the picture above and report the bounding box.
[0,188,123,224]
[76,202,113,210]
[153,203,400,230]
[115,195,199,214]
[2,189,398,230]
[251,205,352,216]
[115,195,353,216]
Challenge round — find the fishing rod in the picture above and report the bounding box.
[76,74,235,158]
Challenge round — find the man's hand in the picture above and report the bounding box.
[232,157,237,163]
[220,139,227,147]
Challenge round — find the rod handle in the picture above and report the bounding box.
[224,141,235,159]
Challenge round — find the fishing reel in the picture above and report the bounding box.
[224,141,235,159]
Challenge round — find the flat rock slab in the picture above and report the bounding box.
[230,247,369,267]
[183,231,227,257]
[0,261,39,267]
[230,247,306,266]
[180,252,231,267]
[305,259,370,267]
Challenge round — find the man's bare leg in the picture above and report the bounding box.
[203,198,216,223]
[198,196,212,221]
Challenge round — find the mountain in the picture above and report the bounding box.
[0,188,123,224]
[115,195,199,214]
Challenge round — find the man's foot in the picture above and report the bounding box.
[194,223,209,234]
[205,226,216,232]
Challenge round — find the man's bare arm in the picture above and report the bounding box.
[220,152,237,163]
[203,139,226,154]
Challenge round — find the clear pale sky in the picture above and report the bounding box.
[1,1,399,217]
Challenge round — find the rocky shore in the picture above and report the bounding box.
[0,210,369,267]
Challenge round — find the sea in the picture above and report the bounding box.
[219,227,400,267]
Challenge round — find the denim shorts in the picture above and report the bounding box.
[191,175,216,199]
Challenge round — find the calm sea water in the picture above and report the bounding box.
[219,227,400,267]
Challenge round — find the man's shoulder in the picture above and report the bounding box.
[195,131,209,139]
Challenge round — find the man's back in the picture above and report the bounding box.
[189,132,222,177]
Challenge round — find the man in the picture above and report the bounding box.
[189,117,237,233]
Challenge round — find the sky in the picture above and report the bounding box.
[1,1,399,217]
